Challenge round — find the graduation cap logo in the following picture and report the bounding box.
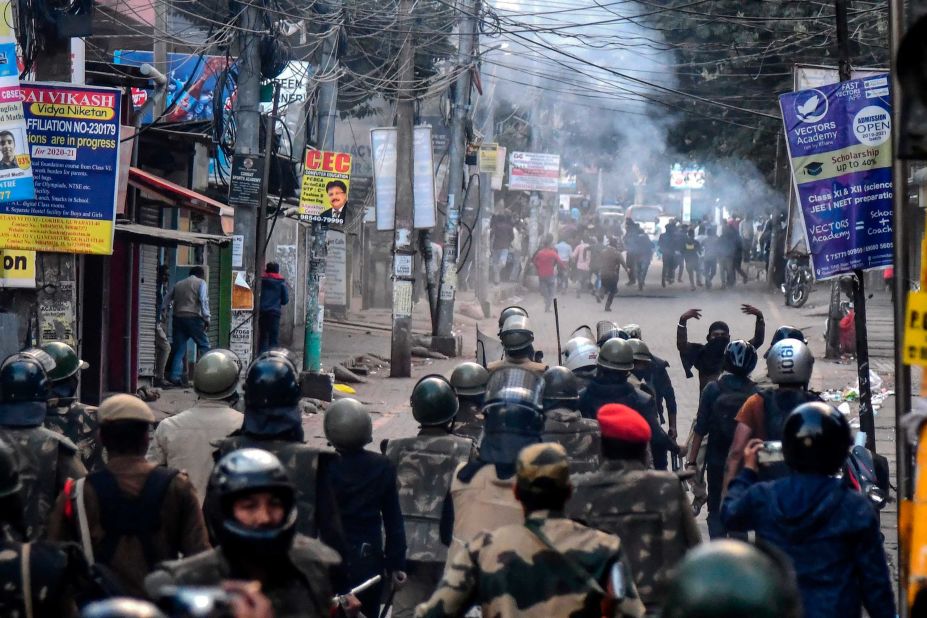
[803,161,824,177]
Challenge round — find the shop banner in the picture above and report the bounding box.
[0,83,121,254]
[298,149,351,225]
[0,0,34,203]
[324,229,347,308]
[371,126,437,231]
[509,151,560,193]
[779,74,893,279]
[0,249,35,288]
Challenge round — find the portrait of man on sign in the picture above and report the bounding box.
[299,149,352,225]
[0,130,19,170]
[319,179,348,224]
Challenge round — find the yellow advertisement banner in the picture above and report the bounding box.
[298,150,351,225]
[0,215,113,254]
[479,143,499,174]
[903,291,927,367]
[0,249,35,288]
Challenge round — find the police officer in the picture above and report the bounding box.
[487,315,547,376]
[322,398,407,616]
[578,338,668,469]
[687,340,758,538]
[211,355,344,550]
[448,362,488,442]
[563,335,598,390]
[382,375,475,617]
[0,437,95,616]
[416,443,646,618]
[569,404,700,615]
[662,540,801,618]
[596,320,625,347]
[496,305,528,332]
[629,338,678,464]
[722,403,895,618]
[723,338,820,488]
[41,341,103,472]
[540,366,600,473]
[0,352,85,540]
[448,367,545,559]
[146,448,348,617]
[148,349,244,502]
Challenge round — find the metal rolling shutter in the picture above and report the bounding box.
[136,205,161,378]
[207,245,220,346]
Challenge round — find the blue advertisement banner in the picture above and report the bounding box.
[0,82,122,254]
[779,74,894,280]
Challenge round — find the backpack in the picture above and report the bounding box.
[709,377,757,452]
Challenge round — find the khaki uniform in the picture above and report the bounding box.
[486,356,547,377]
[0,425,86,540]
[415,511,646,618]
[147,400,243,502]
[448,463,522,560]
[542,407,601,473]
[44,401,103,472]
[569,459,701,614]
[48,455,210,597]
[384,430,474,617]
[146,535,340,618]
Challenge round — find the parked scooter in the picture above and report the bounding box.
[782,254,813,307]
[843,431,891,511]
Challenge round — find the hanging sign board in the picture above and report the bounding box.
[371,126,437,231]
[0,0,33,205]
[779,74,893,279]
[298,150,351,225]
[508,151,560,193]
[324,229,347,308]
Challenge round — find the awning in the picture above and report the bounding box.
[128,167,234,234]
[114,222,231,247]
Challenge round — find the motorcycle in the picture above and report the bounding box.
[842,431,891,511]
[782,254,813,308]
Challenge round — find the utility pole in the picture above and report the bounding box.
[433,0,478,355]
[251,85,280,356]
[390,0,416,377]
[301,2,340,399]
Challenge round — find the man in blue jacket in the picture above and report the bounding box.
[259,261,289,352]
[722,402,894,618]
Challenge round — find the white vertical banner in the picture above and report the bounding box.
[371,126,437,231]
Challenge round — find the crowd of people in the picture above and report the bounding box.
[0,299,896,617]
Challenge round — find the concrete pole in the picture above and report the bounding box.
[390,0,416,377]
[433,0,478,353]
[252,85,280,357]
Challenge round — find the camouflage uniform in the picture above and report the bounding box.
[447,463,523,560]
[569,458,701,614]
[453,399,483,442]
[0,426,86,540]
[44,401,103,472]
[384,429,475,618]
[486,356,547,377]
[542,407,601,473]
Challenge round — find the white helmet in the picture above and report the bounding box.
[563,337,598,372]
[766,339,814,385]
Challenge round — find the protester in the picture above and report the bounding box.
[681,227,702,290]
[532,234,566,313]
[677,304,766,391]
[597,237,623,311]
[163,266,211,387]
[258,262,289,352]
[554,236,573,291]
[490,211,515,284]
[571,235,593,298]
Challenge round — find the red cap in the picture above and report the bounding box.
[597,404,652,443]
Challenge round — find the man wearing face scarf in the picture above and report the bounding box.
[209,355,347,564]
[677,305,766,392]
[677,305,764,514]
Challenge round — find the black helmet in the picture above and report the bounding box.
[597,338,634,371]
[323,398,372,450]
[483,366,545,413]
[596,320,624,347]
[449,362,489,397]
[499,315,534,352]
[542,366,579,408]
[244,357,301,409]
[0,353,49,404]
[764,326,808,358]
[208,448,297,558]
[81,599,167,618]
[723,340,758,377]
[256,347,300,373]
[662,540,800,618]
[783,402,852,475]
[481,395,545,466]
[0,438,22,498]
[410,374,459,426]
[497,305,529,331]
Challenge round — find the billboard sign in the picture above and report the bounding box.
[298,150,351,225]
[509,151,559,192]
[371,126,437,231]
[780,74,893,279]
[0,0,33,204]
[0,83,121,254]
[670,163,705,190]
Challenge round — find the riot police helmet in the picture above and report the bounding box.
[410,374,459,426]
[256,347,299,373]
[597,338,634,372]
[596,320,625,347]
[570,325,594,342]
[622,324,642,340]
[662,540,800,618]
[449,362,489,397]
[0,353,49,404]
[783,402,852,475]
[723,340,758,377]
[41,341,88,382]
[766,339,813,385]
[563,337,598,372]
[542,366,579,407]
[497,305,529,331]
[323,398,373,450]
[483,366,545,413]
[243,356,301,409]
[627,338,652,362]
[499,315,534,352]
[193,349,242,400]
[208,448,297,557]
